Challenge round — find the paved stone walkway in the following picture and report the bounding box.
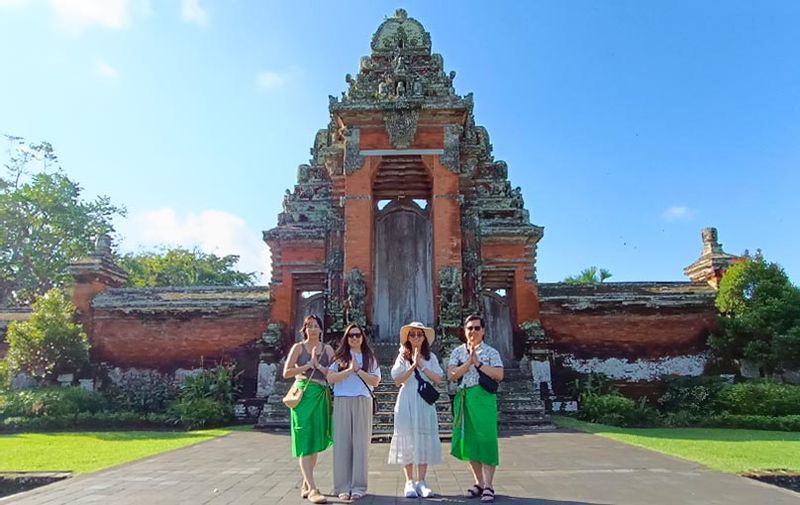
[3,429,799,504]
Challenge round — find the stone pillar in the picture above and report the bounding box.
[67,235,128,340]
[683,227,741,288]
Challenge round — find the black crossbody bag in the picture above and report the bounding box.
[477,367,499,394]
[414,369,440,405]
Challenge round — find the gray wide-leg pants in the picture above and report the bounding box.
[333,396,373,496]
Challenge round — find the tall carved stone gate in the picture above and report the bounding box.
[264,9,544,359]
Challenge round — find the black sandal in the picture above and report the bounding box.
[481,487,495,502]
[466,484,484,498]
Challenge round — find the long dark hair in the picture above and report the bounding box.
[402,337,431,363]
[333,323,376,371]
[301,314,323,341]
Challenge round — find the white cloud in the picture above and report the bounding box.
[95,59,118,79]
[181,0,208,26]
[256,66,301,91]
[49,0,151,32]
[119,208,270,284]
[662,205,696,222]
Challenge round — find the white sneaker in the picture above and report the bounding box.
[416,480,434,498]
[404,479,418,498]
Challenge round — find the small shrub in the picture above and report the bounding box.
[104,370,180,414]
[1,387,107,418]
[166,398,231,430]
[578,393,635,423]
[0,360,10,390]
[662,410,699,428]
[624,397,662,427]
[180,365,240,405]
[570,373,617,399]
[658,375,728,417]
[716,381,800,416]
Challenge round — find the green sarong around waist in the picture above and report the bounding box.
[290,379,333,457]
[450,385,499,466]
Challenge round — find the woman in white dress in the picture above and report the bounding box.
[388,321,443,498]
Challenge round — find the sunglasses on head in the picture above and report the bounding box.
[465,325,482,331]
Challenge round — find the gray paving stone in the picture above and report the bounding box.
[2,430,799,504]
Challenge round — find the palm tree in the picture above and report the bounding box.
[563,266,613,285]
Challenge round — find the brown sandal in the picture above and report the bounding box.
[308,489,327,504]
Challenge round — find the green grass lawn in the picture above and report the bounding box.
[0,428,240,474]
[554,415,800,474]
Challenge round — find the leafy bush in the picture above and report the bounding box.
[716,382,800,416]
[103,370,180,414]
[1,387,107,418]
[578,393,635,423]
[570,373,617,399]
[180,365,239,405]
[697,414,800,432]
[657,376,728,417]
[662,410,699,427]
[4,289,89,382]
[166,398,231,430]
[0,411,174,433]
[0,360,9,391]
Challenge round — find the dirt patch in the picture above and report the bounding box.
[744,471,800,494]
[0,472,71,498]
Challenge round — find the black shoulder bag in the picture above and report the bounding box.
[477,366,499,394]
[414,368,440,405]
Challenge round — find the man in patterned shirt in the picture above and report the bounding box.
[447,314,504,503]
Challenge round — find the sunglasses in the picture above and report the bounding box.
[465,325,482,331]
[347,333,363,338]
[408,332,425,338]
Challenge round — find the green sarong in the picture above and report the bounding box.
[290,380,333,457]
[450,385,499,466]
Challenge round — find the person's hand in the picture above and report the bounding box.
[412,348,421,369]
[349,357,360,373]
[469,347,480,367]
[310,346,319,369]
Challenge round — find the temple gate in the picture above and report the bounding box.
[264,9,544,361]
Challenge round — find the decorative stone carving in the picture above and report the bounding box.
[260,323,284,362]
[384,108,419,149]
[256,361,277,398]
[438,266,463,328]
[441,125,462,173]
[345,268,367,327]
[343,128,364,175]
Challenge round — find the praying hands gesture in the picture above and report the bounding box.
[412,348,422,370]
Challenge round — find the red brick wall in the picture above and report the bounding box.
[481,242,540,324]
[359,127,443,150]
[540,306,716,359]
[91,310,269,369]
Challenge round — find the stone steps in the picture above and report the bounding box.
[256,357,553,437]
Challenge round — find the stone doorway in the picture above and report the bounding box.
[294,291,325,342]
[372,199,434,341]
[481,289,514,363]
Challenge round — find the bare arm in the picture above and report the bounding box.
[478,364,504,382]
[357,367,380,388]
[326,361,350,384]
[282,344,311,379]
[419,364,443,385]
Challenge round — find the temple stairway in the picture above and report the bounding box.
[256,342,553,438]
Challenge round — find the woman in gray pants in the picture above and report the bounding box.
[327,324,381,501]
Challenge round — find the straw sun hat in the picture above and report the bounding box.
[399,321,435,346]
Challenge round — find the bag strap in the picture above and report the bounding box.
[354,360,376,399]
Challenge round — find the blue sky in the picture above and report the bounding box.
[1,1,798,284]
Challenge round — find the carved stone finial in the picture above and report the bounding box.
[394,8,408,21]
[702,227,722,255]
[94,234,112,257]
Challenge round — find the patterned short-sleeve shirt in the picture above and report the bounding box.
[448,342,503,389]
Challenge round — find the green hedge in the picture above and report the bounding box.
[697,414,800,432]
[715,382,800,416]
[0,387,107,418]
[0,411,175,432]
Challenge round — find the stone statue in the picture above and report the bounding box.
[396,80,406,97]
[377,75,391,99]
[346,268,367,327]
[412,79,423,97]
[438,266,463,328]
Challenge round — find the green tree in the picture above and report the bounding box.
[0,136,125,305]
[709,255,800,376]
[563,266,613,285]
[4,289,90,383]
[117,247,256,287]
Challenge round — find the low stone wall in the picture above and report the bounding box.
[539,282,716,387]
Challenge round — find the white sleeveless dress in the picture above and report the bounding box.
[387,350,443,465]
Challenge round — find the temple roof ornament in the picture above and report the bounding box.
[683,227,741,287]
